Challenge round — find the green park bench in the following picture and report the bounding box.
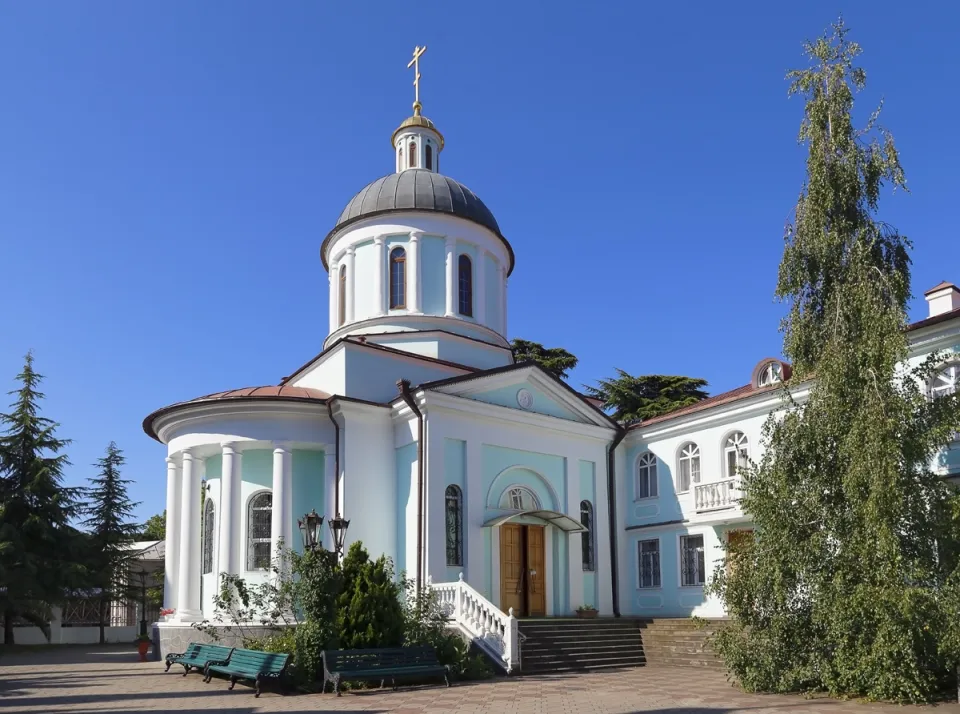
[164,643,234,677]
[204,647,291,697]
[321,646,451,696]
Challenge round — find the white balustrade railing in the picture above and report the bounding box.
[429,573,520,672]
[694,477,741,513]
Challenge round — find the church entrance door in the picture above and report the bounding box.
[499,523,546,617]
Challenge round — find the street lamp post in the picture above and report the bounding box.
[298,509,324,551]
[134,570,148,637]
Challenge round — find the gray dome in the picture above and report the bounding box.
[322,169,514,273]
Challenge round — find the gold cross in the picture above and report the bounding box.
[407,45,427,109]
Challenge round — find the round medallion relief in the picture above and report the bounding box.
[516,388,534,410]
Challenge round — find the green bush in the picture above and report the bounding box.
[337,542,405,649]
[244,628,297,656]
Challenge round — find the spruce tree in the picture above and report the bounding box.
[708,21,960,701]
[82,442,141,644]
[0,353,80,644]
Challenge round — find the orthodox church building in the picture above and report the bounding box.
[147,51,960,661]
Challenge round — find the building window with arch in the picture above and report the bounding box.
[338,265,346,327]
[458,254,473,316]
[445,485,463,566]
[636,452,658,499]
[399,146,403,167]
[580,500,595,572]
[409,141,418,168]
[930,361,959,399]
[724,432,749,478]
[757,361,783,387]
[389,247,406,309]
[202,499,215,575]
[425,143,433,170]
[500,486,539,511]
[246,492,272,571]
[677,442,700,493]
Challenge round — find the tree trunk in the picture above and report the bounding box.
[3,609,14,646]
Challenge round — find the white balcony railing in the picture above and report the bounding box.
[429,573,519,672]
[694,477,741,513]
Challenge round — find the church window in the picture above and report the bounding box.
[724,432,749,478]
[677,442,700,493]
[426,144,433,170]
[202,499,215,575]
[246,492,272,571]
[458,254,473,317]
[409,141,418,168]
[338,265,346,327]
[580,500,595,572]
[399,146,403,168]
[757,361,783,387]
[636,452,658,499]
[390,247,406,309]
[638,539,661,588]
[930,361,960,399]
[500,486,539,511]
[445,485,463,567]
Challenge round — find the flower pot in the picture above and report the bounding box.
[576,609,598,619]
[137,640,150,662]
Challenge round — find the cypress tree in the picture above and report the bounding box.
[709,20,960,701]
[0,353,80,644]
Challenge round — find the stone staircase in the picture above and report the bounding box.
[637,618,723,669]
[517,618,646,674]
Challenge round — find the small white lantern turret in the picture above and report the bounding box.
[392,45,444,173]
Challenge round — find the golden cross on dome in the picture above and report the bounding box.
[407,45,427,112]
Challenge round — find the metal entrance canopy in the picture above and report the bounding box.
[481,509,587,533]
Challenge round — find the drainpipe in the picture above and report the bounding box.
[397,380,425,594]
[607,426,627,617]
[326,400,341,521]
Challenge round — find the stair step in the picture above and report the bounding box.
[523,648,644,660]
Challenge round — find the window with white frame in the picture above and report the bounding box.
[636,452,658,499]
[724,432,749,478]
[677,442,700,492]
[247,492,272,571]
[930,361,959,399]
[757,361,783,387]
[580,500,595,572]
[638,539,661,588]
[202,499,215,575]
[680,534,705,586]
[500,486,539,511]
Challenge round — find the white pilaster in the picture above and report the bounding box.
[329,259,340,331]
[163,457,181,616]
[175,450,202,622]
[595,454,614,616]
[475,251,486,324]
[444,237,457,317]
[566,455,584,615]
[218,443,241,578]
[271,442,293,565]
[465,438,484,585]
[345,247,356,323]
[373,235,386,316]
[408,231,422,314]
[324,446,337,551]
[500,266,508,336]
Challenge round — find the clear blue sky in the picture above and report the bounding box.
[2,2,958,524]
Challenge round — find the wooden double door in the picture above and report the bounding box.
[499,523,546,617]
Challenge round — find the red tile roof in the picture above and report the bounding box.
[631,383,775,429]
[924,281,958,295]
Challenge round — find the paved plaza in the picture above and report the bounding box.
[1,645,958,714]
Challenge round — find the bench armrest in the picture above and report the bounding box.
[165,651,187,662]
[204,658,231,672]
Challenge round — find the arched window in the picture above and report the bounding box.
[338,265,346,327]
[445,485,463,566]
[677,442,701,493]
[580,500,595,572]
[724,432,749,478]
[757,361,783,387]
[390,247,406,309]
[500,486,539,511]
[930,361,960,399]
[409,141,418,168]
[458,254,473,316]
[425,144,433,170]
[636,452,658,499]
[202,499,215,574]
[399,146,403,168]
[247,492,272,571]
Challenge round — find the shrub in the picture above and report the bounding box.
[337,542,405,649]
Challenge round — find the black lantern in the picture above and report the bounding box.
[298,509,324,551]
[328,514,351,557]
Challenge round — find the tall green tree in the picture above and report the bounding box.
[585,370,708,423]
[82,442,141,644]
[708,21,960,702]
[510,339,579,380]
[141,511,165,541]
[0,353,81,644]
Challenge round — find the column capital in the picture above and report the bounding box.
[181,449,196,462]
[445,235,457,250]
[345,245,356,257]
[221,441,238,453]
[165,456,177,466]
[409,230,424,242]
[272,440,292,452]
[373,234,386,245]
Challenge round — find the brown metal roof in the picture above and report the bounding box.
[906,306,960,332]
[923,281,958,296]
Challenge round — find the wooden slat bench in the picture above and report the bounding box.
[164,643,234,677]
[204,648,290,697]
[321,646,450,696]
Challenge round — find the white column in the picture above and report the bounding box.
[218,443,241,578]
[475,251,486,324]
[566,455,584,615]
[329,259,339,331]
[271,442,293,565]
[444,237,457,316]
[595,451,614,616]
[408,231,422,314]
[163,457,181,616]
[465,439,484,585]
[373,235,386,316]
[500,266,508,336]
[324,446,337,550]
[345,246,356,323]
[175,450,202,622]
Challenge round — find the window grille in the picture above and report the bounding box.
[458,254,473,316]
[501,486,538,510]
[680,534,705,586]
[338,266,346,327]
[445,485,463,566]
[202,499,215,574]
[247,492,272,571]
[580,500,595,571]
[426,144,433,170]
[638,539,661,588]
[390,247,406,309]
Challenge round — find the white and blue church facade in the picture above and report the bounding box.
[147,86,960,658]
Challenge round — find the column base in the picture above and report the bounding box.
[169,608,203,624]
